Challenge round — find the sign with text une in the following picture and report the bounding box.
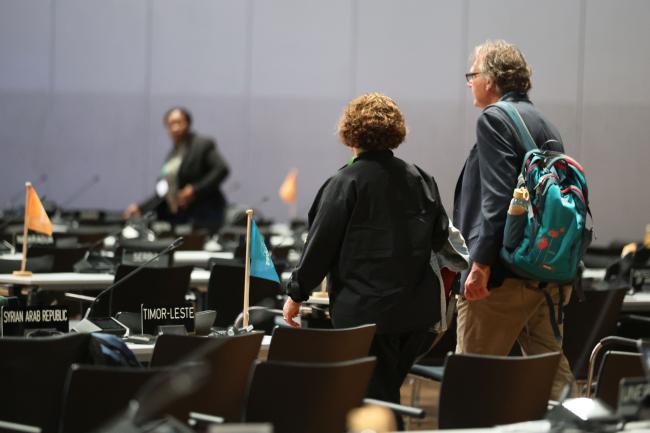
[141,303,195,335]
[1,306,69,336]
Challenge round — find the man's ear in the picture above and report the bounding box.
[485,77,495,92]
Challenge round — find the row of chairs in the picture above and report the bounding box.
[1,323,586,433]
[0,325,379,433]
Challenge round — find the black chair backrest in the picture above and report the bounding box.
[563,287,627,379]
[150,334,218,367]
[594,350,644,408]
[267,324,376,363]
[59,364,167,433]
[27,245,89,272]
[148,332,264,422]
[92,265,192,317]
[206,260,281,328]
[0,255,52,273]
[244,357,376,433]
[0,334,91,433]
[438,352,560,429]
[175,231,208,251]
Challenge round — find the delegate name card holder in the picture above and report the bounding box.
[141,303,195,335]
[1,306,69,336]
[618,377,650,420]
[14,233,53,247]
[122,249,172,268]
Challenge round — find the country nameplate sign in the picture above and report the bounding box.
[141,303,195,335]
[0,306,69,336]
[618,377,650,419]
[122,250,172,268]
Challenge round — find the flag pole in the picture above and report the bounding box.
[289,202,297,221]
[14,182,32,276]
[242,208,253,328]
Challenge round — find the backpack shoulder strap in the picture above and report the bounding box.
[492,101,537,152]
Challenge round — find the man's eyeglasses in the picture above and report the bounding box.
[465,72,480,82]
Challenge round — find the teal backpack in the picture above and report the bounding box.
[495,101,593,285]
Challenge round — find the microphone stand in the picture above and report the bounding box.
[72,237,184,335]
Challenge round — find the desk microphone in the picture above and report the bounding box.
[72,236,184,334]
[72,226,129,273]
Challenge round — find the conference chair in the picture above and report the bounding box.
[266,324,376,363]
[148,332,264,422]
[0,334,92,433]
[150,333,226,367]
[265,324,424,423]
[59,364,170,433]
[583,245,625,269]
[437,352,560,429]
[243,357,376,433]
[91,264,192,317]
[591,350,644,408]
[562,286,628,379]
[175,230,208,251]
[206,260,281,331]
[28,245,88,272]
[0,254,52,273]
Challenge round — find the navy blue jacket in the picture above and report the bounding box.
[453,93,564,290]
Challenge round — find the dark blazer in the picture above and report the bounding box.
[141,132,229,228]
[453,93,563,289]
[288,150,449,334]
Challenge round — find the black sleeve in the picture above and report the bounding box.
[429,178,450,253]
[414,165,450,253]
[192,138,230,199]
[472,108,520,266]
[288,175,355,302]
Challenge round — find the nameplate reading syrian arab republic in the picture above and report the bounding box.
[0,306,69,336]
[141,303,195,335]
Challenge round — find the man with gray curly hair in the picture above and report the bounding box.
[454,40,574,399]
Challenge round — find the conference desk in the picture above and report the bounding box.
[2,267,647,313]
[0,250,234,269]
[0,269,212,291]
[173,250,234,267]
[408,419,650,432]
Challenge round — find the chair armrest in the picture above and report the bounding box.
[187,411,225,429]
[0,420,41,433]
[64,292,96,302]
[362,398,426,419]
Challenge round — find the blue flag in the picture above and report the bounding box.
[249,220,280,283]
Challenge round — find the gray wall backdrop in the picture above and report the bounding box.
[1,0,649,245]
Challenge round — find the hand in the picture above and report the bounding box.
[123,203,141,219]
[464,262,491,301]
[282,297,301,328]
[177,185,195,208]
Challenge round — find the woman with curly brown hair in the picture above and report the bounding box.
[283,92,449,427]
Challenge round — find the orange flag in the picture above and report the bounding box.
[25,183,52,236]
[279,169,298,204]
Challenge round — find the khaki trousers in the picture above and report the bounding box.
[456,278,575,400]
